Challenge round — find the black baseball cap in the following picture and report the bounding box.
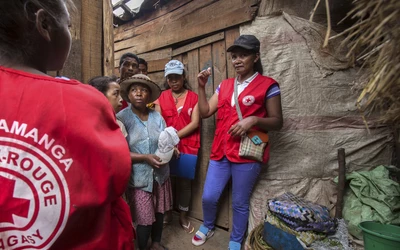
[227,35,260,53]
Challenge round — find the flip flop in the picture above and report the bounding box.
[180,221,195,234]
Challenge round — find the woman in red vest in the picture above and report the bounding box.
[154,60,200,234]
[192,35,283,250]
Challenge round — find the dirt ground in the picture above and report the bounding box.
[160,213,230,250]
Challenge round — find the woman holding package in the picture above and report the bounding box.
[117,74,174,250]
[192,35,283,250]
[0,1,134,249]
[154,60,200,233]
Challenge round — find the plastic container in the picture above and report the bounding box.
[359,221,400,250]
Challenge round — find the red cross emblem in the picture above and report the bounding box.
[0,175,31,224]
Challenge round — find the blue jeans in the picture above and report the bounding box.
[202,157,261,244]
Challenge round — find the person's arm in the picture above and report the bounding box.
[228,95,283,137]
[197,68,218,118]
[177,103,200,138]
[129,152,163,168]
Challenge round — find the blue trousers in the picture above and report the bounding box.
[202,157,261,244]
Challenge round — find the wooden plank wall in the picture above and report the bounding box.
[54,0,104,82]
[81,0,103,83]
[113,0,258,69]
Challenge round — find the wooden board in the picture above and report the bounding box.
[114,48,172,68]
[81,0,103,83]
[59,0,83,81]
[147,58,170,73]
[190,44,214,223]
[103,0,114,76]
[114,0,191,42]
[225,27,240,79]
[147,71,165,89]
[172,32,225,57]
[114,0,258,54]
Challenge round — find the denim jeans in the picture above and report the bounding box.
[202,157,261,243]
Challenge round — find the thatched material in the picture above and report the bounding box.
[330,0,400,125]
[247,223,272,250]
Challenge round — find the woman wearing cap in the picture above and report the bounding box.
[193,35,283,250]
[154,60,200,234]
[117,74,172,250]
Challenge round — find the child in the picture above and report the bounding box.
[0,1,134,249]
[154,60,200,234]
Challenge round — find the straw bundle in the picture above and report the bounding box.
[330,0,400,125]
[247,223,272,250]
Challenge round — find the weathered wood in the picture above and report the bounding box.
[190,44,214,222]
[81,0,102,83]
[225,27,240,79]
[114,0,258,54]
[114,0,191,42]
[213,39,229,229]
[138,48,172,61]
[172,32,225,57]
[186,50,199,92]
[114,47,172,68]
[148,71,165,88]
[60,0,82,81]
[103,0,114,76]
[335,148,346,218]
[147,58,170,73]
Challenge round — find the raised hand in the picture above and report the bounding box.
[197,67,212,88]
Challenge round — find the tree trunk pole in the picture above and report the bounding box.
[335,148,346,218]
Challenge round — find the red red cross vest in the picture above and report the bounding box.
[158,89,200,155]
[210,74,276,163]
[0,67,134,250]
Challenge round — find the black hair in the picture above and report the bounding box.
[0,0,74,65]
[119,53,139,68]
[138,58,147,67]
[163,69,192,91]
[88,75,118,96]
[254,55,264,75]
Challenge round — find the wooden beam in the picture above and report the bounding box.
[225,27,240,79]
[147,58,170,73]
[114,0,191,42]
[114,47,172,68]
[103,0,114,76]
[60,0,82,81]
[172,32,225,56]
[81,0,103,83]
[114,0,258,54]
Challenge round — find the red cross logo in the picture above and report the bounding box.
[0,175,31,224]
[242,95,255,106]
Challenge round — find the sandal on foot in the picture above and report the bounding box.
[180,221,195,234]
[192,225,214,246]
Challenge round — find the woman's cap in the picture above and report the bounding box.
[155,127,180,164]
[164,60,184,77]
[119,74,161,104]
[227,35,260,53]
